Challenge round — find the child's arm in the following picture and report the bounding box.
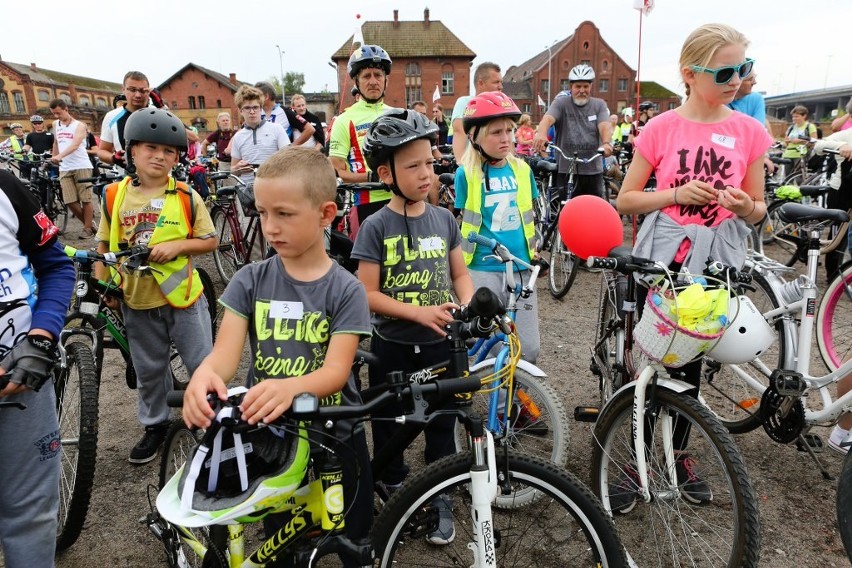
[358,260,457,336]
[147,236,217,264]
[183,309,247,428]
[448,246,473,305]
[239,333,360,425]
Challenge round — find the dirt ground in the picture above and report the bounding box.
[32,213,852,568]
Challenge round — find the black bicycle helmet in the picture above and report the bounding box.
[347,44,392,79]
[639,101,655,112]
[363,109,438,172]
[124,108,188,174]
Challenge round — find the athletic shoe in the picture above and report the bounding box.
[608,464,640,514]
[675,453,713,504]
[829,426,850,455]
[376,480,403,503]
[128,422,170,464]
[426,494,455,545]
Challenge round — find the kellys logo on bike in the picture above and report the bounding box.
[320,468,344,530]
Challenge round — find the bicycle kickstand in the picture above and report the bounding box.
[797,433,834,481]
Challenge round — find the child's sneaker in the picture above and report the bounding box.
[608,465,641,514]
[675,453,713,505]
[426,494,455,545]
[828,426,850,455]
[128,422,170,464]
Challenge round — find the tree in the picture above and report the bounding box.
[267,72,306,102]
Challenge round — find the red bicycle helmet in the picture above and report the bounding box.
[462,92,521,134]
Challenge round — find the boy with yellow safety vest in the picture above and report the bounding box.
[95,108,217,464]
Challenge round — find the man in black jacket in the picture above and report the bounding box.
[290,94,325,149]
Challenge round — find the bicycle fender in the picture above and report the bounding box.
[601,375,694,413]
[468,358,547,378]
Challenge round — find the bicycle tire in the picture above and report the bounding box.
[702,270,786,433]
[55,342,100,552]
[590,383,761,568]
[592,273,630,406]
[758,200,799,259]
[548,234,578,299]
[373,449,627,568]
[452,367,569,507]
[52,187,68,235]
[169,267,218,390]
[211,206,241,284]
[837,449,852,564]
[817,262,852,370]
[158,422,201,490]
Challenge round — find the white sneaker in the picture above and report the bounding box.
[828,426,850,455]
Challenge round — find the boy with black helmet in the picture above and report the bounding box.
[351,108,473,546]
[329,44,395,234]
[95,107,217,464]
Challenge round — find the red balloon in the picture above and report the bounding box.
[558,195,623,260]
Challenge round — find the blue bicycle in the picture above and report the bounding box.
[453,232,569,507]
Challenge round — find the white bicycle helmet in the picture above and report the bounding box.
[568,64,595,83]
[705,296,775,364]
[156,388,310,528]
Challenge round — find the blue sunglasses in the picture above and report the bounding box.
[690,58,754,85]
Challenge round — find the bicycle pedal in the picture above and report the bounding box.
[574,406,600,422]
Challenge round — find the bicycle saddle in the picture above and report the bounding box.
[534,160,557,174]
[777,202,850,224]
[438,173,455,186]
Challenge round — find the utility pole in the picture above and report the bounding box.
[276,45,285,102]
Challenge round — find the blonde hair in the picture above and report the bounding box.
[290,94,306,105]
[460,117,523,174]
[680,23,749,97]
[234,85,263,109]
[518,114,532,127]
[256,147,337,206]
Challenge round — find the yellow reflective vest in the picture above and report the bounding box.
[9,136,24,159]
[459,159,537,266]
[106,176,203,308]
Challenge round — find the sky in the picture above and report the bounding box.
[2,0,850,100]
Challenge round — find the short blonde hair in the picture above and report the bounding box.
[290,94,306,105]
[518,114,532,127]
[234,85,263,109]
[256,147,337,206]
[680,23,749,97]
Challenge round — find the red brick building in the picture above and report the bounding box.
[503,21,679,122]
[156,63,246,134]
[330,8,475,112]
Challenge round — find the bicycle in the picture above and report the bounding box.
[25,152,69,234]
[207,171,268,284]
[149,295,628,567]
[453,231,569,500]
[700,202,852,477]
[539,143,604,299]
[579,251,762,567]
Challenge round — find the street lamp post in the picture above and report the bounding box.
[275,44,285,102]
[546,43,553,111]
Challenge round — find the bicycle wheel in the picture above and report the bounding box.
[55,342,100,552]
[758,200,799,259]
[170,267,218,390]
[590,383,761,568]
[211,206,241,284]
[837,450,852,564]
[452,367,568,507]
[548,234,578,299]
[702,270,786,433]
[817,262,852,370]
[158,422,201,489]
[373,449,627,568]
[52,186,68,235]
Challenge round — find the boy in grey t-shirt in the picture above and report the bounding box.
[182,147,372,565]
[351,109,473,545]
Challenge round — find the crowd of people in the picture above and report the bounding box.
[2,19,852,567]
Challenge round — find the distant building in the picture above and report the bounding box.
[503,21,679,122]
[764,85,852,124]
[0,57,120,134]
[330,8,475,113]
[156,63,247,134]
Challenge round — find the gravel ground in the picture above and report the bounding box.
[21,212,850,567]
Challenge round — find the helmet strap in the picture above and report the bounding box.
[388,156,416,248]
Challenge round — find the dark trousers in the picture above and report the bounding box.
[556,172,604,199]
[368,334,457,485]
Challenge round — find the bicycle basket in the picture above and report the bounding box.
[634,276,731,368]
[236,183,257,215]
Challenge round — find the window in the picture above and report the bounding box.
[522,103,531,114]
[172,101,178,109]
[581,60,590,66]
[404,87,422,107]
[216,99,222,108]
[599,79,609,93]
[79,95,91,107]
[583,41,590,50]
[602,60,609,72]
[560,79,570,92]
[13,92,25,113]
[441,66,454,95]
[60,93,72,104]
[198,96,206,109]
[617,78,628,92]
[668,102,677,110]
[188,96,196,109]
[541,79,549,98]
[96,97,107,108]
[0,92,10,114]
[404,61,422,107]
[405,62,421,77]
[38,90,50,102]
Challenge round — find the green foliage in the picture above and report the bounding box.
[267,72,306,101]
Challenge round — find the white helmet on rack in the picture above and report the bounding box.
[705,296,775,364]
[568,64,595,83]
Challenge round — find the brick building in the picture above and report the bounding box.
[330,8,475,112]
[0,57,120,135]
[503,21,679,122]
[156,63,247,134]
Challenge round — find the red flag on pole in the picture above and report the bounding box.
[633,0,654,15]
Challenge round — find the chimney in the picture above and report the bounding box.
[393,9,399,28]
[424,8,430,27]
[30,62,37,71]
[229,73,237,85]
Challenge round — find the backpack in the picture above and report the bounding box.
[103,179,196,238]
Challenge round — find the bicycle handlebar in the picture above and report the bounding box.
[587,252,752,284]
[467,231,542,299]
[544,143,606,163]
